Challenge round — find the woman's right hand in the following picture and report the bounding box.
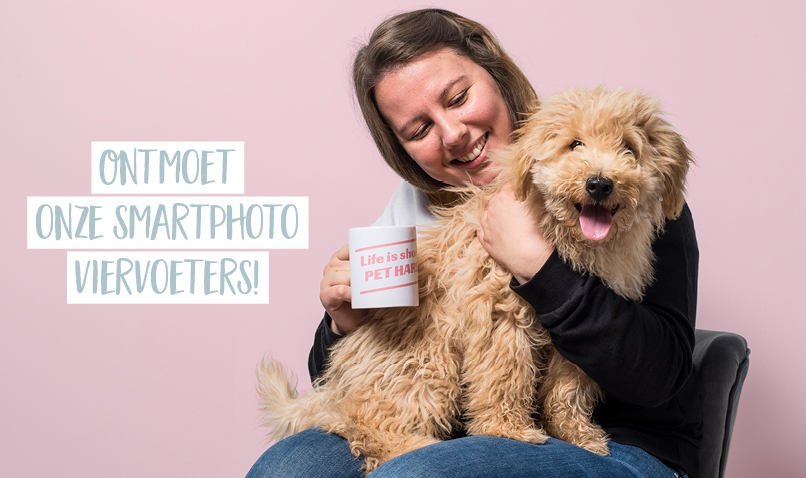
[320,243,367,335]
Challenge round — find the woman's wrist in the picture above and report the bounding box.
[326,307,367,336]
[510,249,586,319]
[329,315,346,336]
[509,248,553,285]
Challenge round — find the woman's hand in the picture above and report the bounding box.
[478,183,555,285]
[320,243,367,335]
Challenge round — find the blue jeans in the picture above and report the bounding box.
[245,428,688,478]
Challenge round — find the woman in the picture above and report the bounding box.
[248,9,699,478]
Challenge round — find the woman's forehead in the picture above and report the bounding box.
[374,49,485,129]
[380,48,476,84]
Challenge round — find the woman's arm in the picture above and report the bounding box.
[513,205,698,406]
[308,313,342,381]
[480,186,698,407]
[309,244,366,382]
[309,182,438,382]
[320,243,368,336]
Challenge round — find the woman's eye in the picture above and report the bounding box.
[449,90,468,107]
[570,140,584,150]
[411,124,430,140]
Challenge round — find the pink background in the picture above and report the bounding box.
[2,1,803,476]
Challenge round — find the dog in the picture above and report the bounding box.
[256,86,692,474]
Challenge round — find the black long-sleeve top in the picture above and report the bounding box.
[309,204,701,478]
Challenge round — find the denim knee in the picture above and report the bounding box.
[244,428,364,478]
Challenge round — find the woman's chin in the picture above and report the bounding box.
[467,162,500,186]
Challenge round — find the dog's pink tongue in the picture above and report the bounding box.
[579,204,613,241]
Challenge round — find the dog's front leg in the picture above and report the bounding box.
[462,317,548,444]
[539,348,609,456]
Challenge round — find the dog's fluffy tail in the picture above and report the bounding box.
[256,357,330,442]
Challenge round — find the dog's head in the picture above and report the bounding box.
[499,86,692,245]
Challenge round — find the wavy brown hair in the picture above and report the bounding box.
[353,8,539,194]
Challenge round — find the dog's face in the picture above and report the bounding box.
[502,87,692,245]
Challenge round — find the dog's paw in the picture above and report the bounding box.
[513,428,549,445]
[579,438,610,456]
[573,429,610,456]
[510,426,550,445]
[549,420,610,456]
[476,425,549,445]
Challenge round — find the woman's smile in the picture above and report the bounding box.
[454,133,488,164]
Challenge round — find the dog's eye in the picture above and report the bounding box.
[570,140,584,150]
[624,145,634,155]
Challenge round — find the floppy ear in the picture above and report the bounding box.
[503,146,536,202]
[497,112,551,201]
[644,115,694,219]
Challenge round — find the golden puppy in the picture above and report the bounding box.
[257,86,692,474]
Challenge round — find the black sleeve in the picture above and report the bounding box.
[512,204,698,407]
[308,313,344,383]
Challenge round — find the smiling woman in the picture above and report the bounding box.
[374,48,513,188]
[351,9,538,195]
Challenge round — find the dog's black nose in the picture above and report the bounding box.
[585,176,614,202]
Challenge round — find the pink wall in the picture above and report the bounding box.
[2,0,803,476]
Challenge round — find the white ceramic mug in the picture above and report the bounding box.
[349,226,419,309]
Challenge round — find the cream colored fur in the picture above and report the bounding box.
[257,86,692,474]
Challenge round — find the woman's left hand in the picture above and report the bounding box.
[478,183,555,285]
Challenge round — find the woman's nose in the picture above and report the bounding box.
[440,115,468,149]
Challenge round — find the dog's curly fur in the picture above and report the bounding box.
[256,86,692,474]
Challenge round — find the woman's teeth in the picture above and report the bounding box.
[455,134,487,163]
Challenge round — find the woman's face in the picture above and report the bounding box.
[375,48,514,187]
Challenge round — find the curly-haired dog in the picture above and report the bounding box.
[257,86,692,474]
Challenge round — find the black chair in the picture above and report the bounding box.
[692,329,750,478]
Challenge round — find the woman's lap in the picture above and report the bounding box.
[245,428,683,478]
[375,436,681,478]
[245,428,364,478]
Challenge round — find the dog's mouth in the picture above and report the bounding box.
[574,203,620,241]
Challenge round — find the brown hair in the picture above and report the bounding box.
[353,8,539,194]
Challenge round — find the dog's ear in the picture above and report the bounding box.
[502,146,536,202]
[498,113,552,201]
[644,115,694,219]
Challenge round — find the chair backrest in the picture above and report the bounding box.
[692,329,750,478]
